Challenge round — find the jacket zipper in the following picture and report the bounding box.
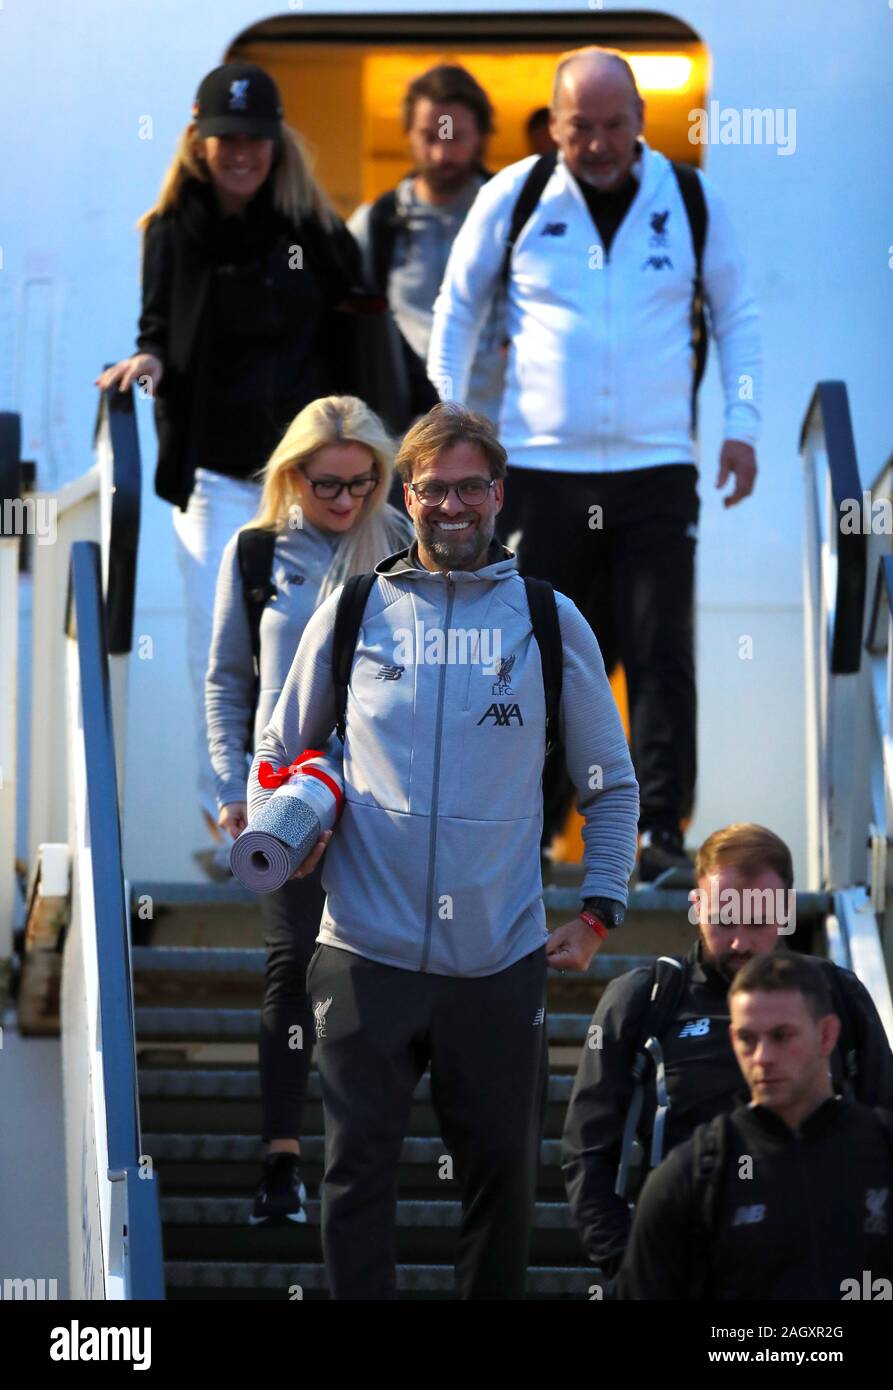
[420,575,455,972]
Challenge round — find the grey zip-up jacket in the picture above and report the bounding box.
[206,510,413,810]
[248,541,639,977]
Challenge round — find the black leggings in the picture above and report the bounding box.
[257,866,326,1142]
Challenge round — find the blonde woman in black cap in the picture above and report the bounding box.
[97,62,363,869]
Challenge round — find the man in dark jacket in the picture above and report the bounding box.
[616,951,893,1299]
[562,824,893,1278]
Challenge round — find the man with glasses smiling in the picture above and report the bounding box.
[248,401,639,1299]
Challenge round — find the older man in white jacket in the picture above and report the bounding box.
[428,46,761,882]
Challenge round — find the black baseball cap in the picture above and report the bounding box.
[193,62,283,139]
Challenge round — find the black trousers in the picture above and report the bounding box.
[257,867,326,1141]
[498,463,700,837]
[306,943,549,1300]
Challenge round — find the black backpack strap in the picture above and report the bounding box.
[366,190,404,296]
[332,572,377,742]
[615,956,689,1198]
[692,1112,728,1245]
[500,152,558,289]
[523,575,562,755]
[671,161,709,434]
[236,526,277,675]
[817,960,862,1091]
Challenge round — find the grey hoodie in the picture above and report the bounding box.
[206,512,412,810]
[248,541,639,978]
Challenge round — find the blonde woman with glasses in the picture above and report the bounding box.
[205,394,412,1228]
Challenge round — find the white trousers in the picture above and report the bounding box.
[171,468,263,825]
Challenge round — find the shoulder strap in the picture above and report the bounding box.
[236,527,277,675]
[367,190,403,296]
[615,956,689,1198]
[332,572,377,742]
[523,575,562,755]
[692,1111,730,1252]
[817,960,861,1090]
[670,161,709,433]
[500,152,558,289]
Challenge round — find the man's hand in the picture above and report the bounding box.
[288,830,333,880]
[218,802,248,840]
[716,439,757,507]
[546,917,602,973]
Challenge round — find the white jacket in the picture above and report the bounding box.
[427,143,761,474]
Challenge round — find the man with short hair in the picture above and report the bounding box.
[617,953,893,1299]
[349,64,505,425]
[429,46,762,879]
[561,823,893,1280]
[248,402,639,1299]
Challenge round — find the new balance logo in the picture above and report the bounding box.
[314,997,332,1039]
[532,1007,545,1027]
[732,1203,766,1227]
[642,254,673,270]
[375,664,405,681]
[678,1017,711,1038]
[477,702,523,726]
[541,222,567,236]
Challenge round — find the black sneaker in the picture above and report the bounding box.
[637,828,695,887]
[250,1153,308,1227]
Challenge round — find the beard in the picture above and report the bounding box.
[418,160,478,197]
[416,510,495,571]
[699,930,755,983]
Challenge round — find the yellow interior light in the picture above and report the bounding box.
[628,54,693,92]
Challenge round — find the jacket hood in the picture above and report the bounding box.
[374,537,518,584]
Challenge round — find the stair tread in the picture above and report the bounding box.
[144,1132,562,1163]
[163,1260,595,1292]
[160,1196,573,1227]
[136,1007,597,1042]
[139,1068,574,1102]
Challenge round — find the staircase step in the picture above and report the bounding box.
[163,1260,600,1299]
[139,1068,577,1138]
[145,1132,563,1165]
[136,1007,595,1043]
[161,1196,573,1227]
[132,946,651,980]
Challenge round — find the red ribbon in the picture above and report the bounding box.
[257,748,325,790]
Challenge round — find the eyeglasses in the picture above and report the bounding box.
[409,478,496,507]
[303,475,379,500]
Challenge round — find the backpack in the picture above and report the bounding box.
[688,1105,893,1298]
[331,570,562,749]
[235,532,563,753]
[499,150,709,432]
[613,951,866,1201]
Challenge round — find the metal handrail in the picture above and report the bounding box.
[93,383,141,656]
[65,540,164,1299]
[800,380,866,674]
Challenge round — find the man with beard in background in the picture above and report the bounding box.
[561,822,893,1286]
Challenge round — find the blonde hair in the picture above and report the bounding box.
[695,824,794,892]
[137,121,335,231]
[247,396,412,605]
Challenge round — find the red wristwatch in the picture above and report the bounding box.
[579,909,609,940]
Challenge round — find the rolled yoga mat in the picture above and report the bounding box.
[230,752,344,893]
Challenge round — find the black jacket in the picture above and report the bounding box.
[616,1096,893,1300]
[135,179,360,510]
[561,943,893,1271]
